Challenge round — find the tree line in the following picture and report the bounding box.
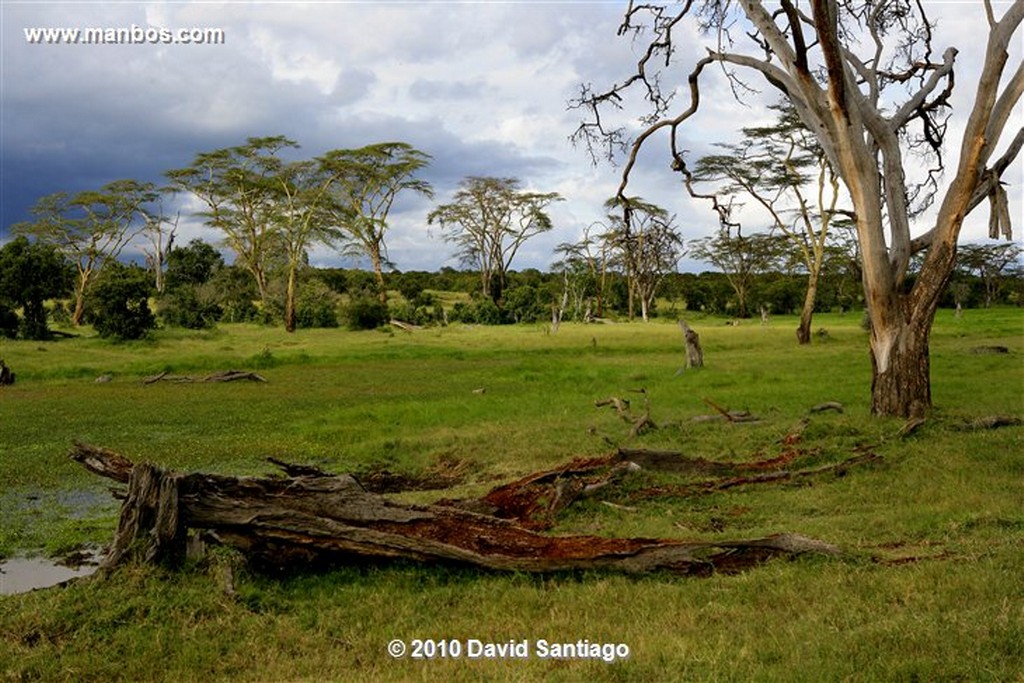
[2,221,1019,342]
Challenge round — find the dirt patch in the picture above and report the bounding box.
[356,456,473,493]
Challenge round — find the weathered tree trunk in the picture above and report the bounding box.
[370,248,388,305]
[70,443,839,577]
[71,275,90,327]
[869,315,933,418]
[284,266,298,333]
[866,238,954,418]
[796,274,819,345]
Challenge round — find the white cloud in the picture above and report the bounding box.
[2,1,1020,271]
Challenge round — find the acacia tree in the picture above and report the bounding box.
[166,136,296,303]
[271,159,342,332]
[319,143,433,304]
[603,196,684,321]
[428,177,562,305]
[575,0,1023,417]
[694,103,847,343]
[955,242,1023,307]
[13,179,158,325]
[689,229,786,318]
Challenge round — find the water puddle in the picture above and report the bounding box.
[0,549,103,595]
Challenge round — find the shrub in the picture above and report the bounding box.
[159,284,223,330]
[86,263,156,341]
[208,266,259,323]
[345,298,389,330]
[0,304,18,339]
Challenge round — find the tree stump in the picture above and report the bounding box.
[679,320,704,368]
[0,360,14,386]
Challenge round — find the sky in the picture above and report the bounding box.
[1,1,1021,273]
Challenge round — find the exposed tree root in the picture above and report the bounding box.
[70,442,840,577]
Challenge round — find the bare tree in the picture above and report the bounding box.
[428,177,562,305]
[554,221,616,319]
[574,0,1023,417]
[142,206,177,295]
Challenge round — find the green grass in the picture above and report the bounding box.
[1,309,1023,681]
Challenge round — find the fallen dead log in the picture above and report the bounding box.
[69,442,839,576]
[142,370,267,384]
[203,370,267,383]
[439,455,636,528]
[443,444,814,529]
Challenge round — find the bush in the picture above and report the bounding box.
[0,304,18,339]
[472,298,505,325]
[345,298,389,330]
[295,297,339,329]
[503,285,545,323]
[262,277,340,329]
[208,267,259,323]
[86,263,156,341]
[158,285,223,330]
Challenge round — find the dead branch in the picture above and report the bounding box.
[68,443,839,577]
[595,396,631,417]
[203,370,267,383]
[596,392,657,437]
[629,452,883,500]
[898,417,927,438]
[692,409,760,423]
[955,415,1024,430]
[615,447,804,476]
[809,401,844,413]
[389,319,421,332]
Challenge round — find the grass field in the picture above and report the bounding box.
[1,309,1022,681]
